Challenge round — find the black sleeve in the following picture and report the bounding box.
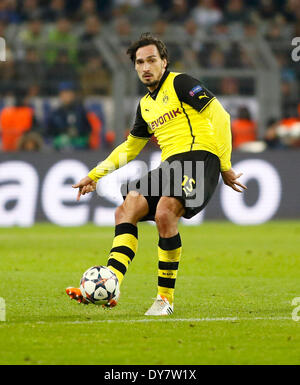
[130,103,152,138]
[173,73,215,112]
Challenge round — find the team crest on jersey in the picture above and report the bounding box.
[162,91,169,104]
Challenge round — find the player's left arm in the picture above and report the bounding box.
[206,99,247,192]
[173,73,216,113]
[174,73,246,193]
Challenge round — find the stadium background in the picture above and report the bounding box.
[1,0,300,367]
[0,0,299,224]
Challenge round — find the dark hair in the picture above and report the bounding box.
[238,106,251,120]
[126,32,169,66]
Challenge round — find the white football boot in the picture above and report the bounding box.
[144,295,174,316]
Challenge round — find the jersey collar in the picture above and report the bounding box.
[147,70,170,100]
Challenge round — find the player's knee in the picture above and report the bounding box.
[116,191,148,224]
[155,207,174,228]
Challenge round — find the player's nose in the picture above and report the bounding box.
[143,62,151,71]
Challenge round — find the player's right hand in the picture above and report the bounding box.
[72,176,96,201]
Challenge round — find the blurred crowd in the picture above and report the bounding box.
[0,0,300,152]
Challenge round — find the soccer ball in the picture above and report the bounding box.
[80,266,120,306]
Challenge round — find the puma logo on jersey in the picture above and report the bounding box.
[150,108,182,130]
[198,93,209,100]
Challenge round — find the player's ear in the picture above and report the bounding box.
[162,58,167,70]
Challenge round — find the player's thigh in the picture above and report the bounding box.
[155,196,185,223]
[123,190,148,209]
[116,191,149,222]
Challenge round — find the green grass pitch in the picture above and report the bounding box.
[0,221,300,365]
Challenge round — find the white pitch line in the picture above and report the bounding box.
[37,317,240,325]
[32,316,291,325]
[0,316,292,326]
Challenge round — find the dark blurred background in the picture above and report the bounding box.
[0,0,299,153]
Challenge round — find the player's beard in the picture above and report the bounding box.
[142,78,160,88]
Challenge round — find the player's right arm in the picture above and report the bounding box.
[72,103,152,201]
[88,134,149,181]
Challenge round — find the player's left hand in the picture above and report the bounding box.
[72,176,97,201]
[221,168,247,193]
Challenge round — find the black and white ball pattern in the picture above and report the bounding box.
[80,266,120,305]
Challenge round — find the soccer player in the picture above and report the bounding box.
[66,33,247,315]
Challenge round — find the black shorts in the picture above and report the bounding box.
[121,150,220,221]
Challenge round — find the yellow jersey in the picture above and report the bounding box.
[88,70,232,181]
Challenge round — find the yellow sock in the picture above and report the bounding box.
[107,223,138,285]
[157,233,181,305]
